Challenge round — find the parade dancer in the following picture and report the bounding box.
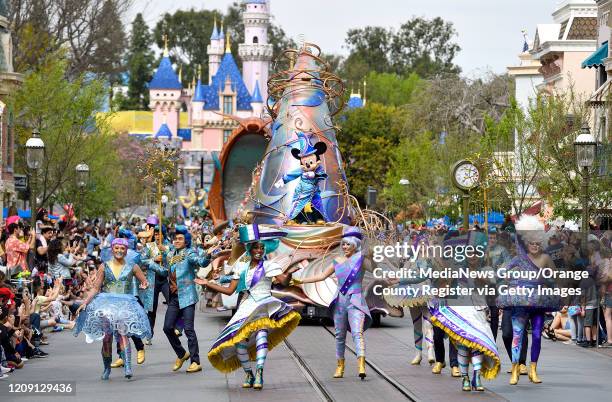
[108,228,147,368]
[74,238,151,380]
[488,229,529,375]
[429,232,500,392]
[137,216,170,344]
[150,225,211,373]
[296,226,372,379]
[384,234,435,366]
[497,215,558,385]
[201,224,301,390]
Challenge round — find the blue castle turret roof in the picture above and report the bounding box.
[149,56,182,90]
[251,80,263,103]
[155,123,172,138]
[347,95,364,109]
[201,52,252,111]
[211,21,219,40]
[193,79,206,102]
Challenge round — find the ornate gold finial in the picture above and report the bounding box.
[363,80,367,103]
[163,33,169,57]
[225,32,231,53]
[178,65,182,82]
[198,64,202,80]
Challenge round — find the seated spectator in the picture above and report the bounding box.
[546,306,572,342]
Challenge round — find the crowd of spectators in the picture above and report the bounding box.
[0,209,216,380]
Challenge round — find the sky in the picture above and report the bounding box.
[128,0,559,76]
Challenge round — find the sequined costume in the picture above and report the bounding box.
[74,260,152,379]
[428,232,500,387]
[497,254,559,365]
[331,251,372,359]
[208,258,301,372]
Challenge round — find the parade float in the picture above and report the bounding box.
[208,43,402,324]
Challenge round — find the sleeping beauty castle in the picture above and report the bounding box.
[109,0,273,209]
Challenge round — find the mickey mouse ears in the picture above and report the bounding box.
[294,132,317,157]
[292,132,327,158]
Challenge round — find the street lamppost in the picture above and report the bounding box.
[25,130,45,228]
[75,162,90,222]
[399,178,410,228]
[574,122,598,249]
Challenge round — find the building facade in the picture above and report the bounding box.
[531,0,598,97]
[0,4,23,215]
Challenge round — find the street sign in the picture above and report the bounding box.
[14,174,28,191]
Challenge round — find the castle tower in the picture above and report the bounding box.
[239,0,273,102]
[149,38,182,136]
[250,79,264,117]
[207,18,224,83]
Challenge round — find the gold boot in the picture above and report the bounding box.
[137,350,145,364]
[333,359,345,378]
[186,362,202,373]
[509,363,520,385]
[528,362,542,383]
[431,362,445,374]
[519,363,528,375]
[110,358,124,368]
[410,353,422,365]
[451,366,461,377]
[358,356,366,379]
[172,352,190,371]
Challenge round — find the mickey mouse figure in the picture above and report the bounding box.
[274,132,329,224]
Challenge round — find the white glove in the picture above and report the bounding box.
[304,171,315,179]
[274,179,285,188]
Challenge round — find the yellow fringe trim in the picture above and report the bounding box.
[386,296,430,308]
[207,311,301,373]
[429,315,501,380]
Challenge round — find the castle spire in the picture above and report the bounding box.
[163,33,169,57]
[225,33,231,53]
[211,15,219,40]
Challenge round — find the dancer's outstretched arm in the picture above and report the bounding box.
[296,264,335,284]
[196,278,238,296]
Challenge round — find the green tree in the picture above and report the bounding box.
[390,17,461,77]
[342,17,461,82]
[480,99,540,216]
[121,13,154,110]
[337,103,403,203]
[384,131,440,213]
[9,51,136,217]
[361,71,421,106]
[9,0,130,77]
[526,93,611,219]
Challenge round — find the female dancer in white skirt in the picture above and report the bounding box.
[75,238,151,380]
[197,224,301,390]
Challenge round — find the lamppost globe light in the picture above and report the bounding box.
[574,123,597,169]
[25,130,45,170]
[75,162,90,189]
[161,195,169,204]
